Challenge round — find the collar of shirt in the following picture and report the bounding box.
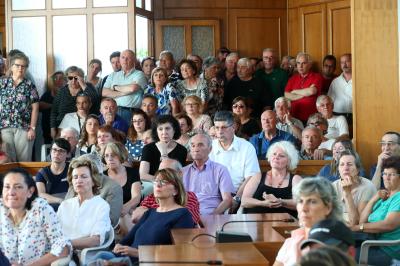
[190,158,211,171]
[214,135,240,154]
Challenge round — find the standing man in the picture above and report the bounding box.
[255,48,288,104]
[321,55,337,94]
[285,52,323,123]
[209,111,261,212]
[101,51,121,88]
[159,50,180,84]
[102,49,148,125]
[183,133,235,215]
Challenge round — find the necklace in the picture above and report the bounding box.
[267,171,288,188]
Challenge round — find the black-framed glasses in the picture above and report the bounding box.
[67,76,79,81]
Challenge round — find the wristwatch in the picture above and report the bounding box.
[29,126,36,131]
[233,195,241,203]
[359,223,364,232]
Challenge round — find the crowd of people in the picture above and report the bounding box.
[0,46,399,266]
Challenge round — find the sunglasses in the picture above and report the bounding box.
[67,76,79,81]
[232,104,245,109]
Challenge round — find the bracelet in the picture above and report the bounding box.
[113,84,117,91]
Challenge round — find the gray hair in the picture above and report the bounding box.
[262,48,276,55]
[307,113,329,128]
[214,111,234,126]
[337,149,363,172]
[10,52,30,68]
[79,153,103,173]
[266,141,299,171]
[202,56,220,70]
[159,50,174,60]
[61,127,80,140]
[188,133,213,149]
[296,52,312,64]
[302,126,323,138]
[65,65,85,77]
[237,58,252,68]
[226,52,239,61]
[274,97,291,109]
[293,177,343,221]
[316,95,333,107]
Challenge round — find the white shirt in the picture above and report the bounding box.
[276,117,304,138]
[328,74,352,113]
[57,195,111,245]
[325,115,349,139]
[209,135,260,190]
[58,112,86,133]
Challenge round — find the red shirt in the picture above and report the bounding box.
[285,72,323,121]
[140,191,201,224]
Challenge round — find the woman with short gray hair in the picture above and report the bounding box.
[274,177,342,266]
[202,56,224,116]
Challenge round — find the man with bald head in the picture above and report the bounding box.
[285,52,323,123]
[102,49,148,124]
[250,110,297,159]
[224,57,271,116]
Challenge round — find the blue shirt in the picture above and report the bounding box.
[319,163,367,182]
[249,129,297,159]
[99,114,129,134]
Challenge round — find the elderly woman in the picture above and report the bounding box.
[176,59,208,104]
[78,114,100,154]
[57,157,111,251]
[91,168,195,264]
[318,140,366,182]
[351,156,400,265]
[182,95,212,134]
[85,59,103,95]
[50,65,100,139]
[0,52,39,162]
[125,109,152,162]
[202,56,224,115]
[103,142,141,234]
[140,115,187,181]
[231,96,260,139]
[274,177,343,266]
[0,168,70,265]
[141,57,156,81]
[242,141,302,217]
[333,150,376,226]
[144,67,181,115]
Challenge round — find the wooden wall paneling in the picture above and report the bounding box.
[352,0,400,172]
[288,7,301,56]
[327,0,351,59]
[299,4,327,70]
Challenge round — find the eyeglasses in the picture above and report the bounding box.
[232,104,245,109]
[214,124,233,131]
[13,63,26,69]
[67,76,79,81]
[382,172,399,178]
[153,179,170,187]
[51,148,67,154]
[380,141,399,147]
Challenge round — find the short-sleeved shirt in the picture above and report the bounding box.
[255,67,288,103]
[328,74,352,113]
[368,191,400,259]
[326,115,349,139]
[35,164,69,194]
[175,77,208,102]
[103,68,148,108]
[144,83,180,115]
[183,159,235,214]
[209,136,260,191]
[104,166,140,204]
[249,129,297,159]
[58,112,86,133]
[276,227,306,266]
[0,77,39,129]
[284,72,323,122]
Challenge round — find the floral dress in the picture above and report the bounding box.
[144,83,181,115]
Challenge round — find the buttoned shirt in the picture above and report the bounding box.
[249,129,297,159]
[328,73,352,113]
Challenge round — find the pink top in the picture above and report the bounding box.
[275,227,307,266]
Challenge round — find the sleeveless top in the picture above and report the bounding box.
[104,166,140,204]
[243,173,297,217]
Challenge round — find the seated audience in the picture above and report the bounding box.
[58,92,92,133]
[284,52,323,123]
[140,115,187,181]
[231,96,261,139]
[176,113,194,150]
[298,246,356,266]
[125,109,152,162]
[95,125,125,157]
[92,168,195,264]
[132,158,200,225]
[274,97,304,140]
[78,114,100,154]
[57,157,111,252]
[144,67,181,115]
[274,177,342,266]
[332,150,376,225]
[316,95,349,141]
[36,138,71,205]
[250,110,296,159]
[371,131,400,189]
[307,113,334,152]
[182,95,212,133]
[141,56,156,82]
[176,59,208,103]
[224,57,271,117]
[99,97,129,135]
[0,168,70,265]
[183,133,234,214]
[255,48,288,104]
[209,111,261,213]
[65,154,123,227]
[300,126,326,160]
[351,156,400,265]
[202,56,224,116]
[321,55,337,94]
[85,59,103,95]
[318,139,366,182]
[58,127,80,161]
[51,65,99,139]
[141,93,159,122]
[103,142,141,235]
[242,141,301,217]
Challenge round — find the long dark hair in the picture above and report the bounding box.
[3,168,38,210]
[127,109,151,142]
[78,114,100,148]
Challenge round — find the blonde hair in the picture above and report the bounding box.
[67,157,101,195]
[182,95,203,114]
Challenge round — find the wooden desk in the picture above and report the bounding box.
[171,213,299,264]
[139,242,269,266]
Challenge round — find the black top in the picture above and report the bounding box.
[104,166,140,204]
[243,173,297,217]
[240,118,261,140]
[39,90,54,144]
[35,164,69,194]
[141,142,187,175]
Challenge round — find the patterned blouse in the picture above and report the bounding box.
[0,198,70,265]
[125,139,144,162]
[0,77,39,130]
[144,83,181,115]
[205,77,224,116]
[175,78,209,102]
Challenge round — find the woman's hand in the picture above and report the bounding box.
[262,192,282,208]
[113,244,138,257]
[27,128,36,141]
[377,189,390,201]
[77,76,87,90]
[341,175,353,194]
[121,204,131,217]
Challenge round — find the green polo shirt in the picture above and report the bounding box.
[255,67,288,103]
